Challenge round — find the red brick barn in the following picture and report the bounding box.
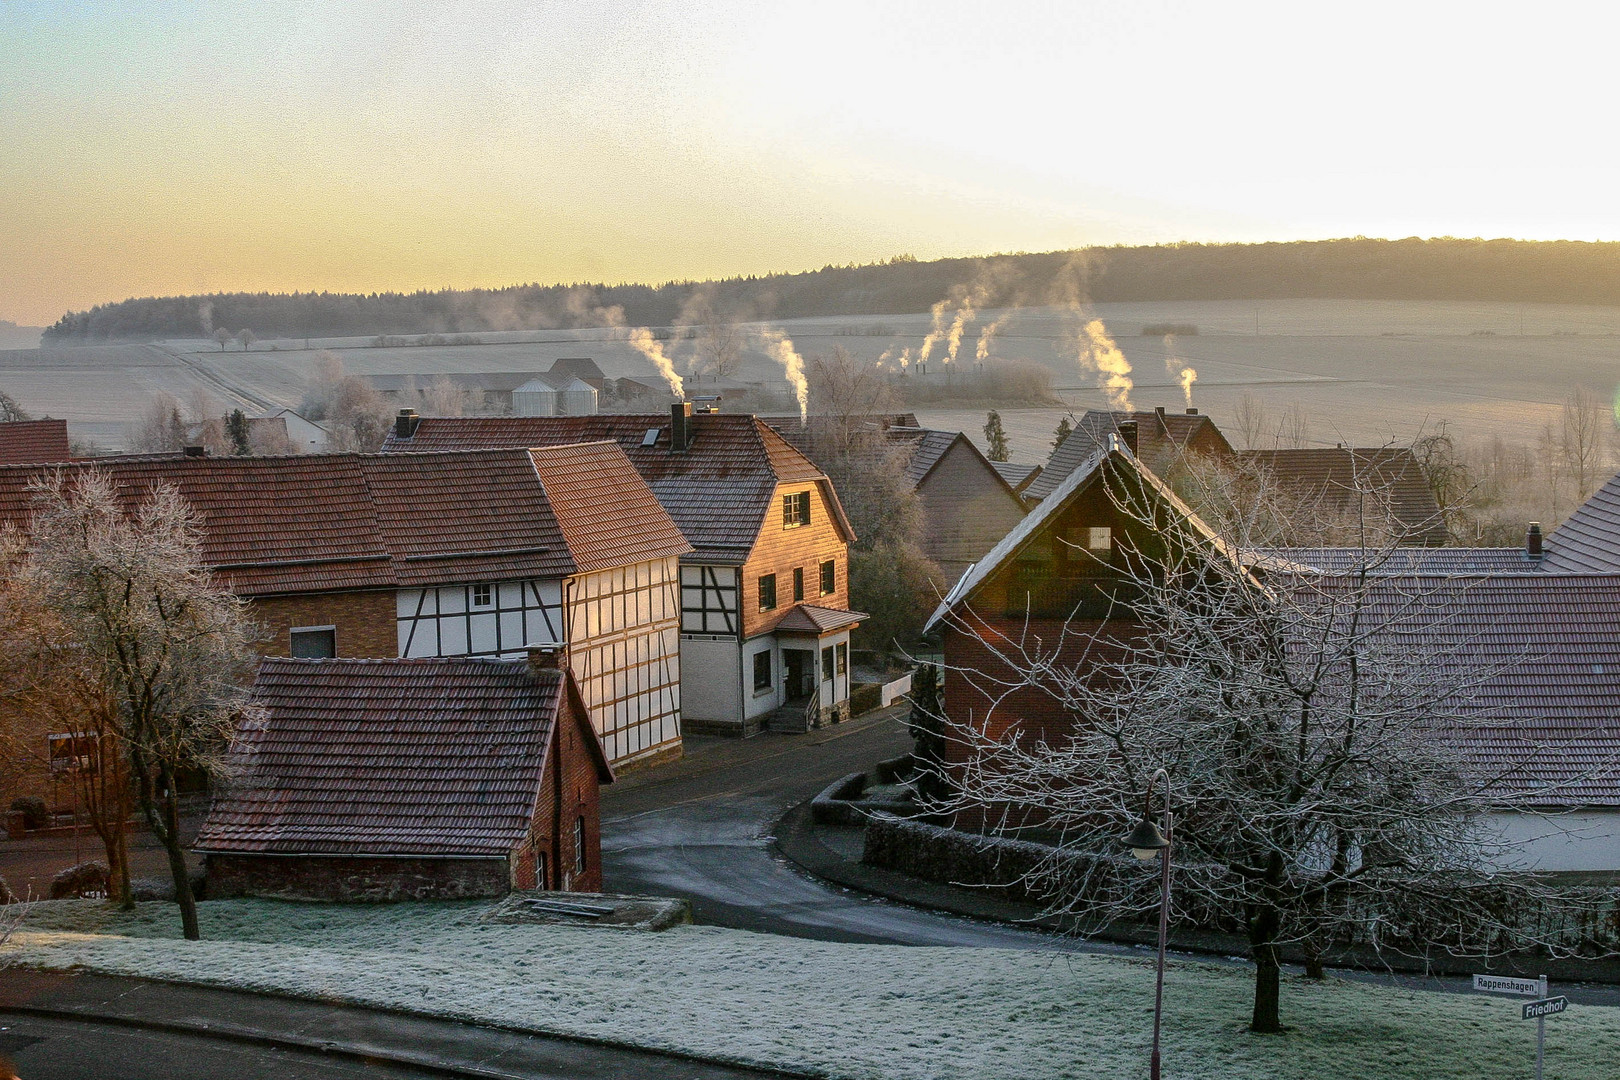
[196,649,612,901]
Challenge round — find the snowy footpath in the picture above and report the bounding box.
[4,899,1619,1080]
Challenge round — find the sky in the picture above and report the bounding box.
[4,1,1620,326]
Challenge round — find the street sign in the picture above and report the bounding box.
[1472,974,1542,997]
[1523,997,1568,1021]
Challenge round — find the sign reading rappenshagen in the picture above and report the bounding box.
[1472,974,1542,996]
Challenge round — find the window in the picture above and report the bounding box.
[289,627,335,658]
[1088,526,1112,551]
[822,646,834,681]
[574,816,587,874]
[792,567,805,602]
[782,491,811,528]
[472,583,493,607]
[836,642,847,676]
[753,649,773,693]
[819,559,835,596]
[758,573,777,611]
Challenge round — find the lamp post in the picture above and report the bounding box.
[1121,768,1173,1080]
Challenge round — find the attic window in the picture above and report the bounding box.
[472,583,493,607]
[641,428,660,447]
[1088,527,1112,551]
[783,491,811,529]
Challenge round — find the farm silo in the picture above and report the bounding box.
[512,375,599,416]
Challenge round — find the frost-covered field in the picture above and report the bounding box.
[5,899,1618,1079]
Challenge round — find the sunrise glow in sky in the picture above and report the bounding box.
[4,1,1619,325]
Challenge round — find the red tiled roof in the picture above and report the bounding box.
[1269,547,1545,575]
[384,414,851,562]
[772,603,868,634]
[0,419,71,464]
[1332,574,1620,807]
[0,445,687,596]
[1238,447,1448,546]
[196,658,606,856]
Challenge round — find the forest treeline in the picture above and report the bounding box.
[42,237,1620,343]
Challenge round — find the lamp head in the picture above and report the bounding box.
[1123,817,1169,860]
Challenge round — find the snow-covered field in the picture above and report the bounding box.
[5,899,1617,1079]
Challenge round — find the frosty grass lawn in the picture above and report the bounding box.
[5,899,1618,1080]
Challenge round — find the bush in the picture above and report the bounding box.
[9,796,47,830]
[49,860,109,899]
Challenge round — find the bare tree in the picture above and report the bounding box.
[1558,387,1612,502]
[1276,402,1311,449]
[0,391,31,422]
[128,392,188,453]
[1232,393,1268,450]
[235,329,257,352]
[212,328,231,352]
[934,460,1608,1033]
[421,376,466,417]
[298,352,393,452]
[676,286,747,381]
[21,471,260,939]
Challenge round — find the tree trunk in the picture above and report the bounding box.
[1248,903,1283,1033]
[1303,952,1325,980]
[161,785,199,940]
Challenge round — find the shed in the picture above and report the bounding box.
[197,650,613,901]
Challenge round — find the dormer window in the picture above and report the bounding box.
[782,491,811,529]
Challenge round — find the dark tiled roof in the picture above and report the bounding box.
[0,445,686,596]
[1028,410,1232,501]
[384,415,850,563]
[1546,472,1620,571]
[990,460,1041,493]
[0,419,71,464]
[1270,547,1545,575]
[1239,447,1449,546]
[772,604,867,634]
[1339,575,1620,807]
[196,658,602,856]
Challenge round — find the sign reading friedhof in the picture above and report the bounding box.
[1472,974,1542,996]
[1523,997,1569,1021]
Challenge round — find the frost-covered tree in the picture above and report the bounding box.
[983,410,1010,462]
[934,459,1611,1033]
[22,471,260,939]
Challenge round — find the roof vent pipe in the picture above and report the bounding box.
[670,400,694,453]
[395,408,420,439]
[1116,420,1139,455]
[1526,522,1543,560]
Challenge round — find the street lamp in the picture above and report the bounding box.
[1121,768,1173,1080]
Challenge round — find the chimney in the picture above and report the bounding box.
[1185,407,1198,415]
[527,643,565,675]
[395,408,420,440]
[1526,522,1543,560]
[670,400,693,453]
[183,445,206,458]
[1154,406,1166,419]
[1116,420,1139,455]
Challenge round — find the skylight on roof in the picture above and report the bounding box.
[642,428,660,447]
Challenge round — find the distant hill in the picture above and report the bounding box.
[40,237,1620,344]
[0,321,44,350]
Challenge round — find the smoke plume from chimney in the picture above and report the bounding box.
[630,327,684,398]
[1162,336,1197,408]
[1080,319,1133,411]
[761,328,809,421]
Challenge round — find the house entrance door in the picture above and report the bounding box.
[782,648,816,702]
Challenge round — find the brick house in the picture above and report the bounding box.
[0,442,692,770]
[927,440,1620,870]
[764,415,1028,586]
[197,649,610,901]
[383,405,865,735]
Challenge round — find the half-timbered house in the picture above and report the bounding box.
[0,442,691,769]
[383,405,865,735]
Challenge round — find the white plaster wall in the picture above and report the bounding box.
[680,636,743,723]
[744,636,783,721]
[1484,810,1620,872]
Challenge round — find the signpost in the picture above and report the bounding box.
[1472,973,1563,1080]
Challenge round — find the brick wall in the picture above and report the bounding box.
[251,591,397,658]
[511,684,605,893]
[206,853,509,901]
